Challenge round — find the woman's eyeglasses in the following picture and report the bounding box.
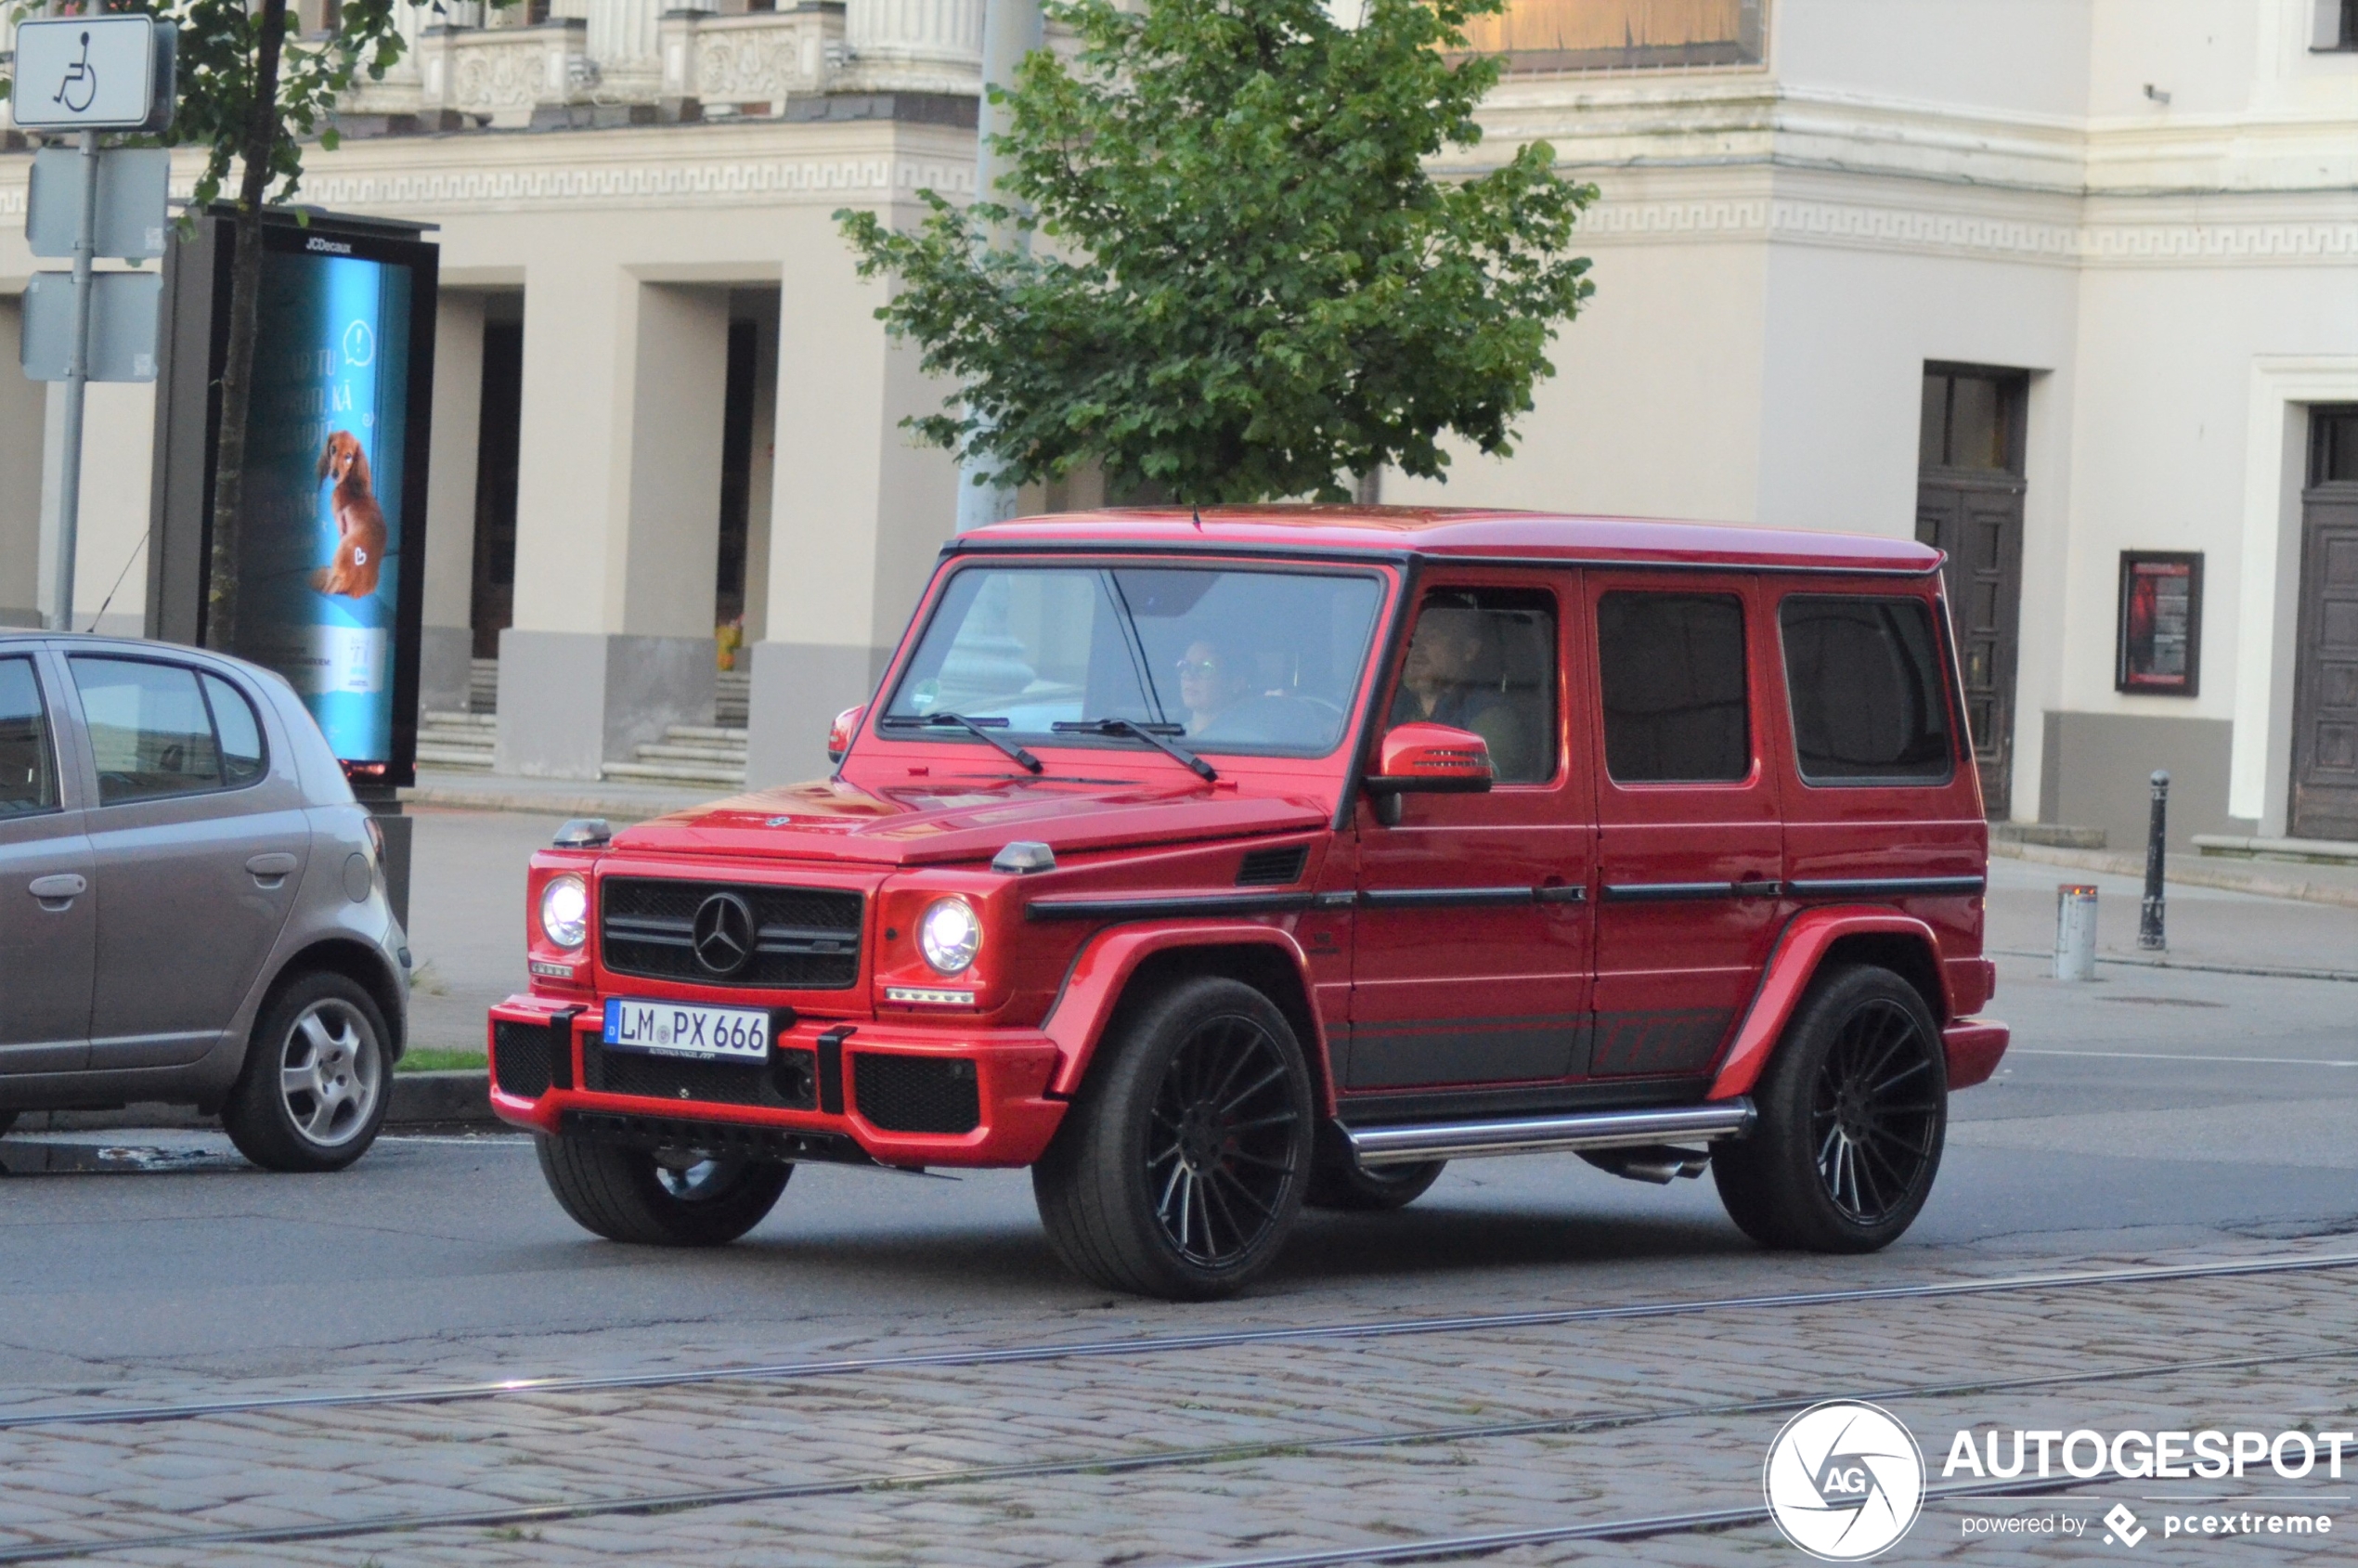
[1173,658,1221,679]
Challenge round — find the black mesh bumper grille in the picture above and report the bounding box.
[601,878,863,991]
[492,1019,568,1098]
[581,1040,817,1111]
[851,1053,981,1134]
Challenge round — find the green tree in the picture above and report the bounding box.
[838,0,1596,505]
[6,0,430,646]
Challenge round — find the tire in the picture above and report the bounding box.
[1032,976,1315,1300]
[1306,1137,1445,1212]
[221,972,392,1173]
[1713,965,1948,1253]
[536,1132,790,1247]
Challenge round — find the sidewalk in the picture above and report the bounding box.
[1986,853,2358,979]
[1991,836,2358,910]
[401,767,726,824]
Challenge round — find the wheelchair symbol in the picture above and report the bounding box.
[52,32,97,114]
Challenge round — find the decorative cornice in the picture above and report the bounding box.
[293,154,975,211]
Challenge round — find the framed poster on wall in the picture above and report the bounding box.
[2115,551,2202,696]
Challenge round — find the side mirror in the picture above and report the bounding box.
[827,704,866,765]
[1363,722,1492,824]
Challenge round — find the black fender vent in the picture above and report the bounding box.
[850,1052,981,1134]
[1237,844,1309,887]
[492,1020,566,1099]
[583,1041,818,1111]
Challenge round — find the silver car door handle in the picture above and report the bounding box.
[28,873,86,900]
[246,852,299,880]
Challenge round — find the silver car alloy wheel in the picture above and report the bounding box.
[278,999,382,1148]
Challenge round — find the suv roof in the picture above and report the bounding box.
[953,506,1942,576]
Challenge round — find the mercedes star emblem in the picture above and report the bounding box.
[691,892,757,976]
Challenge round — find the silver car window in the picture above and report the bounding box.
[0,656,58,816]
[69,657,226,805]
[201,674,266,785]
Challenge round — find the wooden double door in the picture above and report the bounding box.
[2291,486,2358,842]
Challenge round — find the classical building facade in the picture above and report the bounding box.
[2,0,2355,849]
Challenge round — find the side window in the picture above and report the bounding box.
[70,657,226,805]
[0,656,58,816]
[1781,595,1955,785]
[202,674,268,786]
[1387,588,1558,784]
[1596,592,1750,784]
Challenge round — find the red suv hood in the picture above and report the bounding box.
[612,777,1329,867]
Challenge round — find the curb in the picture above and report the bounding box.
[388,1069,496,1124]
[1990,840,2358,910]
[21,1070,495,1134]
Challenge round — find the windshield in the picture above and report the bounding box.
[884,564,1386,758]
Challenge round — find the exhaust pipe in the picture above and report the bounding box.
[1345,1100,1756,1168]
[1581,1146,1713,1185]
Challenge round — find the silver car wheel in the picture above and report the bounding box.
[277,1000,382,1148]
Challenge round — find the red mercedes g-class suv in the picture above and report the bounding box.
[489,509,2006,1299]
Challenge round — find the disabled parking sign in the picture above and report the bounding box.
[9,16,176,132]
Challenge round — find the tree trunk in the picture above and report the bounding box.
[202,0,292,652]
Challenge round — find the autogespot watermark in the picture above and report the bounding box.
[1763,1409,2350,1558]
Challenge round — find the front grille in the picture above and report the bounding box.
[602,877,862,990]
[851,1052,981,1134]
[582,1040,818,1111]
[492,1020,565,1098]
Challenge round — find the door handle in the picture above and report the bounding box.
[28,873,86,901]
[246,852,299,881]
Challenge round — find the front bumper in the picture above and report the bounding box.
[486,996,1068,1168]
[1943,1017,2009,1090]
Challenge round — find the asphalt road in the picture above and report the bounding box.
[1,826,2353,1392]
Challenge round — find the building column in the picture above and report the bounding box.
[746,206,960,786]
[419,291,486,715]
[0,297,45,627]
[497,266,728,779]
[740,292,780,645]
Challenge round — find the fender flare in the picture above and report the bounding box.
[1041,922,1327,1101]
[1704,906,1950,1101]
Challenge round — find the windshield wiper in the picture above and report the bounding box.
[878,711,1043,773]
[1052,718,1217,782]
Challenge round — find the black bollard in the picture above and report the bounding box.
[2138,769,2169,952]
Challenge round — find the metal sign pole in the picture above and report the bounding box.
[47,127,98,632]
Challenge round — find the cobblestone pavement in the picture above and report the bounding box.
[2,1238,2352,1567]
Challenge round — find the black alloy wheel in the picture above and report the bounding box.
[1714,965,1948,1253]
[1811,995,1944,1226]
[1034,976,1315,1299]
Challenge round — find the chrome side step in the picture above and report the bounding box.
[1345,1100,1756,1168]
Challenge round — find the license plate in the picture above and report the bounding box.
[602,999,771,1064]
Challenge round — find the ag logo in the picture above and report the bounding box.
[1764,1401,1924,1561]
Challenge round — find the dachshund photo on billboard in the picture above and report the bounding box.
[313,430,388,599]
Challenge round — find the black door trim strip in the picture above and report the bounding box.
[1359,886,1543,909]
[1787,875,1987,898]
[1601,880,1781,903]
[1026,890,1317,922]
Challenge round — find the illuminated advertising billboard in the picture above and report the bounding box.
[147,211,436,788]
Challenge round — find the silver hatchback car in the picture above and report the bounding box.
[0,633,408,1170]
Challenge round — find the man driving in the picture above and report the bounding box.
[1390,601,1533,780]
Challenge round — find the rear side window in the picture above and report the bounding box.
[1780,595,1955,785]
[1596,592,1750,784]
[0,656,58,816]
[70,657,267,804]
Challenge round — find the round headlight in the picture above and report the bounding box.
[539,874,589,950]
[918,897,981,976]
